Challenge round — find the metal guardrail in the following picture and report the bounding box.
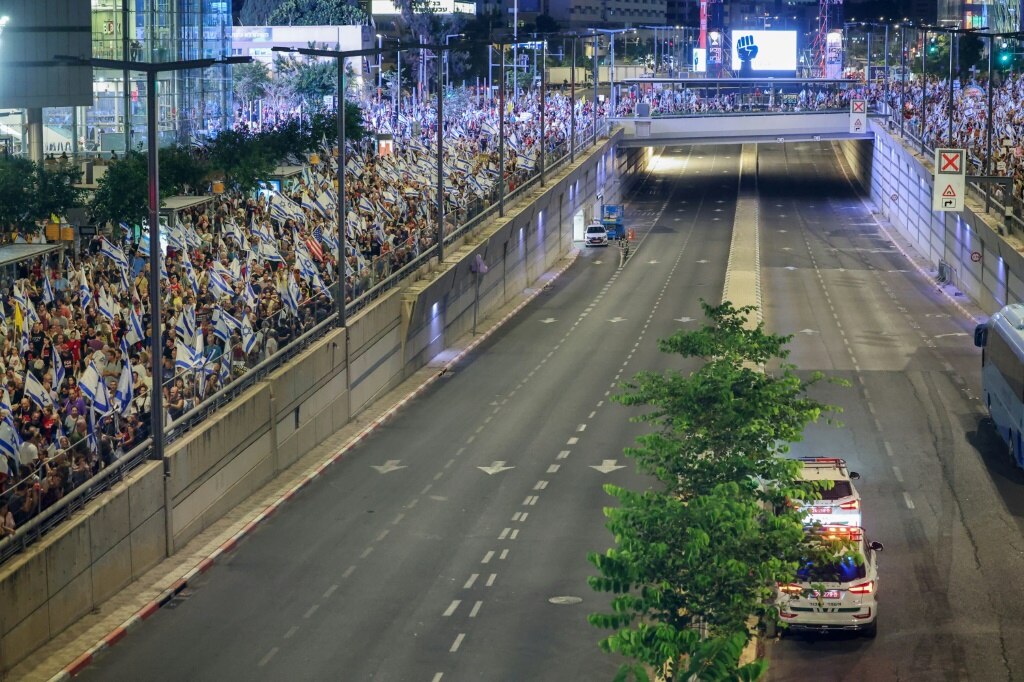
[0,119,613,565]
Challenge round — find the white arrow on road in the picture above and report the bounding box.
[934,332,969,339]
[797,329,819,335]
[674,316,695,323]
[478,461,515,475]
[540,318,557,324]
[590,459,627,474]
[608,317,627,323]
[372,460,406,474]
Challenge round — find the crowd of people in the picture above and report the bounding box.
[0,89,608,541]
[614,84,857,116]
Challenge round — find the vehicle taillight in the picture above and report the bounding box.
[848,580,874,595]
[778,583,803,595]
[839,499,860,511]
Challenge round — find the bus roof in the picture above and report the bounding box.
[990,304,1024,363]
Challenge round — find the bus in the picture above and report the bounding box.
[974,303,1024,468]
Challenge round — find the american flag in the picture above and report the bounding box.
[306,229,324,261]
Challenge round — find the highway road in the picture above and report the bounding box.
[761,142,1024,680]
[74,139,1024,682]
[76,144,745,682]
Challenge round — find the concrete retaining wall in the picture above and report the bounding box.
[837,120,1024,314]
[0,130,646,676]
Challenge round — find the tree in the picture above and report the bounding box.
[267,0,367,25]
[206,128,278,194]
[239,0,282,25]
[90,151,149,228]
[233,60,272,107]
[159,144,211,196]
[589,301,851,680]
[32,162,83,225]
[273,49,337,112]
[0,157,36,231]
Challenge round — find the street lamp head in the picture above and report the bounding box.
[0,16,9,26]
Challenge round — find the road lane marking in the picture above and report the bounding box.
[482,551,495,564]
[557,450,570,459]
[360,547,373,559]
[500,549,509,559]
[343,565,356,578]
[432,674,444,682]
[408,498,419,508]
[303,604,319,619]
[567,437,579,445]
[450,633,466,653]
[892,466,904,483]
[523,495,539,505]
[588,411,597,419]
[499,528,511,540]
[421,484,433,495]
[434,472,444,481]
[903,492,916,509]
[534,480,549,490]
[469,601,483,618]
[464,573,479,589]
[284,625,299,639]
[547,464,560,473]
[323,584,339,599]
[510,530,519,540]
[445,459,455,469]
[883,441,894,458]
[443,600,461,617]
[258,647,280,667]
[375,529,390,542]
[486,573,497,586]
[577,424,587,432]
[466,435,475,444]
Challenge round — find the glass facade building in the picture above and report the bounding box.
[31,0,232,157]
[939,0,1023,32]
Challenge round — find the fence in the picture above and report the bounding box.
[0,118,612,565]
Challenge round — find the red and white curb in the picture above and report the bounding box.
[49,251,580,681]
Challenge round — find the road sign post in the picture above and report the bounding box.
[932,148,966,212]
[849,99,867,134]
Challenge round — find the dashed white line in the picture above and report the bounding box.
[498,528,511,540]
[892,466,904,483]
[444,459,455,469]
[883,441,895,458]
[510,530,519,540]
[376,529,390,542]
[258,647,280,667]
[903,492,916,510]
[284,625,299,639]
[534,480,549,490]
[432,674,444,682]
[523,495,539,505]
[577,424,587,432]
[421,484,433,495]
[547,464,560,473]
[343,565,356,578]
[482,551,495,564]
[360,547,373,559]
[500,549,509,559]
[469,601,483,618]
[464,573,479,589]
[486,573,497,587]
[567,437,579,445]
[303,604,319,619]
[450,633,466,653]
[443,600,461,617]
[433,472,444,481]
[408,498,419,508]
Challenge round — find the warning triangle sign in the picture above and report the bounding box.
[942,184,957,197]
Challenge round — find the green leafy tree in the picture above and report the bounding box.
[274,48,337,112]
[239,0,282,25]
[233,60,272,107]
[32,162,83,225]
[206,129,277,194]
[159,144,211,195]
[0,157,36,232]
[90,151,149,227]
[589,301,853,680]
[267,0,367,25]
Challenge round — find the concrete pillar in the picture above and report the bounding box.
[27,108,44,163]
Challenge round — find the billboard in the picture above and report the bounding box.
[825,30,843,78]
[730,30,797,74]
[371,0,475,13]
[708,31,723,68]
[692,48,707,73]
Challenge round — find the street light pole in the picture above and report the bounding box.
[338,58,347,326]
[499,43,506,218]
[987,36,994,174]
[900,24,907,137]
[592,32,599,146]
[540,38,546,186]
[570,36,577,163]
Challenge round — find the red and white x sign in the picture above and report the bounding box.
[940,152,961,173]
[852,101,865,113]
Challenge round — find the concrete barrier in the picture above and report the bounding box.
[837,120,1024,314]
[0,130,647,676]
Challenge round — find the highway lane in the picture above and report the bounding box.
[75,143,743,682]
[761,142,1024,681]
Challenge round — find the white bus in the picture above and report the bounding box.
[975,303,1024,468]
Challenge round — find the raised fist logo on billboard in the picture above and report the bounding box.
[737,35,759,76]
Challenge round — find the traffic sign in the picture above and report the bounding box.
[932,148,966,212]
[849,99,867,134]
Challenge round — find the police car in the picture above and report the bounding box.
[776,525,883,637]
[584,222,609,247]
[792,457,862,527]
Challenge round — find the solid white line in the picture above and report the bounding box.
[486,573,497,586]
[469,601,483,618]
[322,584,338,599]
[892,466,904,483]
[547,464,560,473]
[443,600,461,617]
[482,551,495,563]
[303,604,319,619]
[903,492,916,509]
[258,647,280,667]
[450,633,466,653]
[343,565,356,578]
[464,573,479,589]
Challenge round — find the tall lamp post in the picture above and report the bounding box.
[593,28,633,117]
[55,54,250,549]
[926,24,986,147]
[980,31,1024,174]
[273,45,388,327]
[444,33,465,92]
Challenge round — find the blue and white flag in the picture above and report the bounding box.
[42,274,55,305]
[0,387,11,415]
[241,314,256,355]
[97,287,117,322]
[87,409,99,453]
[10,283,26,310]
[115,362,133,418]
[243,277,258,311]
[52,356,65,394]
[92,375,111,415]
[219,351,231,386]
[127,306,145,346]
[24,370,53,409]
[175,338,196,373]
[207,268,234,299]
[78,362,100,404]
[78,268,93,307]
[0,420,18,458]
[175,305,196,345]
[100,237,130,270]
[181,252,201,297]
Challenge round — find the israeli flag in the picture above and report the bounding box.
[79,269,93,307]
[100,238,130,270]
[78,363,100,403]
[243,278,258,311]
[181,256,201,298]
[213,307,241,343]
[286,274,302,317]
[208,270,234,299]
[241,314,256,355]
[24,370,53,409]
[97,287,117,322]
[219,351,232,386]
[0,387,11,415]
[11,283,26,309]
[115,362,133,417]
[92,376,111,415]
[52,356,65,394]
[42,274,55,305]
[127,306,145,346]
[0,420,18,458]
[175,339,196,373]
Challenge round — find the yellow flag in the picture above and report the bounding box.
[13,302,22,334]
